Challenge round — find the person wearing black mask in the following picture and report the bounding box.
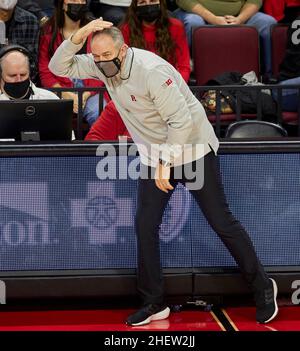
[49,21,278,327]
[0,45,58,100]
[120,0,190,82]
[39,0,108,126]
[135,0,161,22]
[65,0,89,21]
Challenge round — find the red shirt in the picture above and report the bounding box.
[263,0,300,21]
[85,100,130,141]
[121,17,191,82]
[39,29,104,90]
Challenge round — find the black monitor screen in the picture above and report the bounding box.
[0,99,73,141]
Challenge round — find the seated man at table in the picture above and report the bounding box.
[0,44,58,100]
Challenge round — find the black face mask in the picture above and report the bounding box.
[3,78,31,99]
[95,49,122,78]
[66,3,87,22]
[136,4,161,23]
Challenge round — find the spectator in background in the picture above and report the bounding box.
[174,0,276,77]
[17,0,54,26]
[89,0,131,25]
[0,0,39,82]
[120,0,190,83]
[273,15,300,111]
[39,0,106,126]
[0,44,58,100]
[36,0,56,17]
[263,0,300,23]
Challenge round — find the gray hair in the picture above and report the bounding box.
[92,26,125,49]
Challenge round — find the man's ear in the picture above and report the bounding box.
[121,44,128,57]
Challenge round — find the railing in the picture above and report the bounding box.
[49,87,106,140]
[49,84,300,139]
[191,84,300,137]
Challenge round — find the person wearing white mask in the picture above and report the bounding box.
[0,0,39,82]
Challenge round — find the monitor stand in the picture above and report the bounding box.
[21,131,40,142]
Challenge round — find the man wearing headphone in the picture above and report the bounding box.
[0,45,58,100]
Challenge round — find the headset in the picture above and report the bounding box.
[0,44,31,60]
[0,44,36,97]
[0,44,33,77]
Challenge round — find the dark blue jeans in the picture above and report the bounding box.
[135,151,270,305]
[272,77,300,112]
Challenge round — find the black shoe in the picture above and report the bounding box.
[255,278,278,324]
[126,304,170,326]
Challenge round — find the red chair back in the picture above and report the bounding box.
[192,26,260,85]
[271,24,289,78]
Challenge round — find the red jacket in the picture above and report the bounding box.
[263,0,300,21]
[39,30,105,90]
[121,17,191,83]
[85,100,131,141]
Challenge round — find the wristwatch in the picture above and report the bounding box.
[40,16,49,27]
[159,158,172,168]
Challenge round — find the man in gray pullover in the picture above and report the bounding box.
[49,18,278,327]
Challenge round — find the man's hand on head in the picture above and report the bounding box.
[71,18,113,45]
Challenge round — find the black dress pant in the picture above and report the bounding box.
[135,151,270,305]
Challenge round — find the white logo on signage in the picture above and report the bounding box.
[71,182,191,244]
[0,183,50,246]
[71,182,133,244]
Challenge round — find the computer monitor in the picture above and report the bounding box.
[0,99,73,141]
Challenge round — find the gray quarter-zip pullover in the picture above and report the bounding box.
[49,39,219,167]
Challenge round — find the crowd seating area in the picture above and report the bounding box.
[52,22,300,139]
[0,1,299,139]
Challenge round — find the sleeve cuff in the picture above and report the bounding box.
[66,34,86,52]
